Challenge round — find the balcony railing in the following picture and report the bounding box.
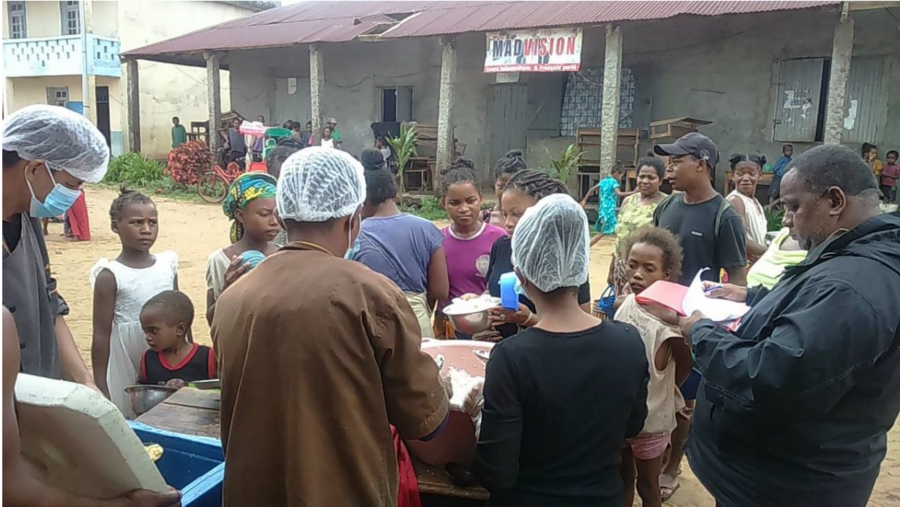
[3,34,121,78]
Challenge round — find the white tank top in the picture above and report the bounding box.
[614,294,684,435]
[728,190,768,246]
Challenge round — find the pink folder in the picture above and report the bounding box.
[634,281,688,316]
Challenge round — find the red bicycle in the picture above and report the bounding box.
[197,161,242,203]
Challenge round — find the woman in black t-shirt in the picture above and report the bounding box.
[476,194,649,506]
[484,170,592,338]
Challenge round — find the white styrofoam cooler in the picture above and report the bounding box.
[14,374,167,498]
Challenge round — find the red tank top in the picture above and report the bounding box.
[140,344,216,385]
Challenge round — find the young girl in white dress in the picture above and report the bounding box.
[91,189,179,417]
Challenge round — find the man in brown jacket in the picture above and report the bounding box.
[212,147,449,506]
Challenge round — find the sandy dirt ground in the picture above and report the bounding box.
[46,186,900,506]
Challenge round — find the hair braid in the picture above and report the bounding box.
[504,170,568,201]
[440,157,480,196]
[493,149,527,181]
[109,186,154,222]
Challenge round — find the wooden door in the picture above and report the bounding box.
[489,84,527,175]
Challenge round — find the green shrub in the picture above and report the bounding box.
[105,153,166,187]
[402,196,448,221]
[765,207,784,232]
[386,124,418,195]
[544,143,583,186]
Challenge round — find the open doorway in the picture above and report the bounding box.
[95,86,111,147]
[380,86,413,122]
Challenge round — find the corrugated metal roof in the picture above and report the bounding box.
[123,1,839,62]
[386,1,840,37]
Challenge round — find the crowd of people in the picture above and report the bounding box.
[3,104,900,507]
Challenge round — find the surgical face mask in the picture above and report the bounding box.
[25,165,81,218]
[343,211,361,260]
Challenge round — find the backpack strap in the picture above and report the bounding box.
[714,197,734,241]
[654,192,732,239]
[652,193,678,226]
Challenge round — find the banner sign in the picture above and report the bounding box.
[484,27,582,73]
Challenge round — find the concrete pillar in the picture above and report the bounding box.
[205,51,222,153]
[125,59,141,153]
[599,24,623,175]
[4,78,16,115]
[435,36,458,193]
[80,0,96,125]
[85,75,97,125]
[823,12,854,145]
[309,44,324,138]
[266,79,276,125]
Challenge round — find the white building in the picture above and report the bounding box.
[2,1,272,158]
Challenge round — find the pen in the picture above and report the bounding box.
[704,284,723,294]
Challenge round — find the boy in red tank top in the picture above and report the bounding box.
[139,290,216,389]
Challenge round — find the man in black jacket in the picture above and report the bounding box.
[665,144,900,506]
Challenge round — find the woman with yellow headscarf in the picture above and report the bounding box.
[205,172,281,325]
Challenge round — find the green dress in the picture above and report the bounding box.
[614,194,660,257]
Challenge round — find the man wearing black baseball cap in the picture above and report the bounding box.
[652,132,747,286]
[649,132,747,500]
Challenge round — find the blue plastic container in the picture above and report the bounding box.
[499,272,519,310]
[128,421,224,507]
[239,250,266,269]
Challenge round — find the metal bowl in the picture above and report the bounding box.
[124,385,177,416]
[442,297,500,335]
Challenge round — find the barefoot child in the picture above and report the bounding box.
[91,189,179,417]
[881,150,898,204]
[614,226,693,507]
[476,194,649,505]
[581,164,633,239]
[139,291,215,389]
[438,158,506,339]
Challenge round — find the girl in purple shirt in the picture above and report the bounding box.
[439,158,506,338]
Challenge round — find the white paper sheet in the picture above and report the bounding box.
[683,269,751,322]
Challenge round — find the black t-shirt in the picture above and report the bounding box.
[654,193,747,286]
[486,237,591,338]
[475,323,649,506]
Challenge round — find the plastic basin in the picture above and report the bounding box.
[128,422,224,507]
[406,340,493,467]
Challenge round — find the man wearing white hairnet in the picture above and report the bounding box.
[475,194,649,506]
[3,106,183,505]
[211,147,449,506]
[2,105,107,385]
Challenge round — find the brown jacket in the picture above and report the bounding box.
[212,243,448,506]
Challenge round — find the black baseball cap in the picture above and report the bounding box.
[654,132,719,171]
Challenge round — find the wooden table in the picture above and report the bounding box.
[137,388,489,505]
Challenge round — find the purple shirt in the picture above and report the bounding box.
[352,213,443,294]
[440,223,507,310]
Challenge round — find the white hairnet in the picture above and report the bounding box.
[2,105,110,183]
[511,193,590,293]
[276,147,366,222]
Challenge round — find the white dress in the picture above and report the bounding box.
[90,251,178,417]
